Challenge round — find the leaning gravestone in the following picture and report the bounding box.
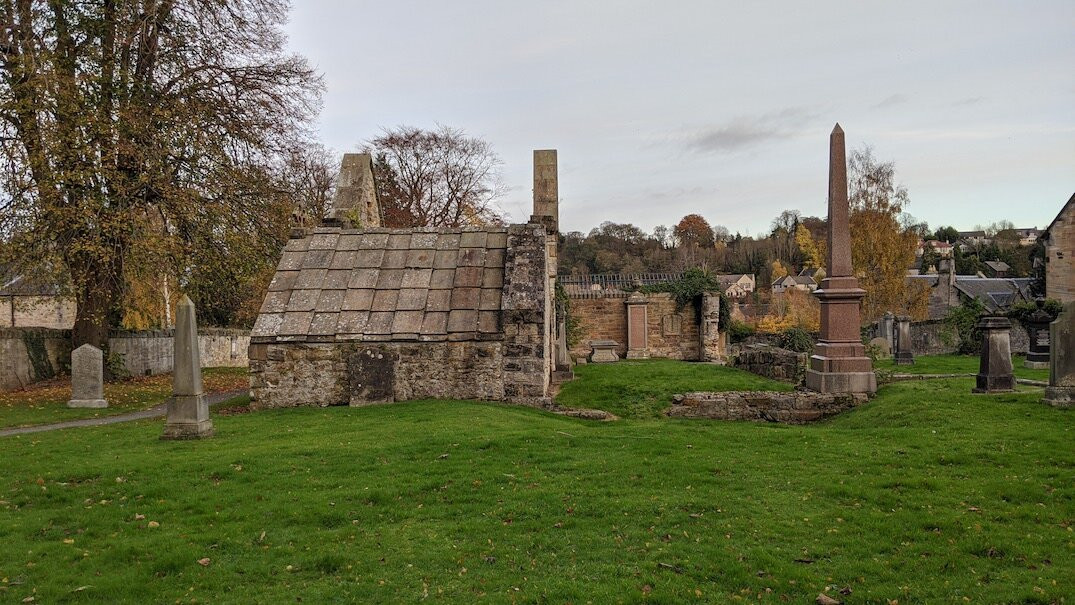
[161,295,214,439]
[973,315,1014,393]
[1043,301,1074,408]
[67,344,108,408]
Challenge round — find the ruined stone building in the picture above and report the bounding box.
[1043,192,1075,304]
[559,273,723,362]
[249,152,557,408]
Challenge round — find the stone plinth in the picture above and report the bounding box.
[894,315,914,365]
[804,124,876,395]
[162,296,214,439]
[625,292,649,359]
[1044,301,1074,408]
[973,315,1014,393]
[1024,299,1052,370]
[68,344,107,408]
[589,339,620,363]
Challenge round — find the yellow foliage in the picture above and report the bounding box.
[771,260,789,280]
[795,225,826,271]
[756,289,820,334]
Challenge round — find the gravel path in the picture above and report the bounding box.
[0,389,247,438]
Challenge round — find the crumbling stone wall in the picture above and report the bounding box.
[732,345,806,383]
[0,296,77,329]
[908,319,1028,355]
[667,390,868,423]
[568,293,701,360]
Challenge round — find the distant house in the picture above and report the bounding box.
[0,267,76,329]
[907,263,1033,319]
[983,260,1010,278]
[1042,192,1075,304]
[797,267,822,280]
[772,274,817,294]
[713,274,756,298]
[1014,228,1041,247]
[958,230,991,252]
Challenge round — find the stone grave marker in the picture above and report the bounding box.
[67,344,108,408]
[1044,301,1074,408]
[162,295,215,439]
[894,315,914,365]
[973,315,1014,393]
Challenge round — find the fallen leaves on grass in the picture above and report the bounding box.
[197,558,210,567]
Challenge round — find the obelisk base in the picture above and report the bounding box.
[161,394,214,440]
[1043,387,1074,408]
[805,282,877,395]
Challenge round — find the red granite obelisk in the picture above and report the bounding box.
[805,124,877,394]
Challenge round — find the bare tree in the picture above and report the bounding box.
[368,125,505,228]
[0,0,323,350]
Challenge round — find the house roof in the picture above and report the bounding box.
[984,260,1010,272]
[953,277,1032,312]
[250,226,511,343]
[797,267,820,278]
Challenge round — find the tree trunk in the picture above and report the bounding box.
[70,258,123,377]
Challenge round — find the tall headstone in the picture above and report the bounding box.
[1024,298,1052,369]
[162,295,214,439]
[805,125,877,394]
[1043,301,1074,408]
[973,315,1014,393]
[67,344,108,408]
[625,291,650,359]
[893,315,914,365]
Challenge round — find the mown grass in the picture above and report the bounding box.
[875,354,1049,381]
[555,359,792,419]
[1,363,1071,604]
[0,367,249,429]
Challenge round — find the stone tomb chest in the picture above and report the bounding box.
[249,224,552,408]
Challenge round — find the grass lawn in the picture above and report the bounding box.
[1,362,1072,603]
[556,359,792,419]
[0,367,249,429]
[875,354,1050,382]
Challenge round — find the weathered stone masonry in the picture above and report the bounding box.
[248,224,551,408]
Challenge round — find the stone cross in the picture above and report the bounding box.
[162,295,214,439]
[973,315,1014,393]
[804,124,877,394]
[67,344,108,408]
[1044,301,1074,408]
[894,315,914,365]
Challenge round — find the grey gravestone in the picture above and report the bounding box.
[894,315,914,365]
[868,337,891,358]
[973,315,1014,393]
[878,312,895,350]
[1024,299,1052,370]
[162,295,214,439]
[1044,301,1074,408]
[67,344,108,408]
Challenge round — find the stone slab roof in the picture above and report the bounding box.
[251,227,509,343]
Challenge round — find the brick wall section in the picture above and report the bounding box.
[1046,199,1074,304]
[248,341,506,408]
[568,293,700,360]
[0,296,77,329]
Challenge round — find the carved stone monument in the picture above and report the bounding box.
[878,311,895,351]
[1024,299,1052,370]
[625,291,650,359]
[67,344,108,408]
[162,295,215,439]
[893,315,914,365]
[805,125,877,394]
[1043,301,1074,408]
[589,339,620,363]
[973,315,1015,393]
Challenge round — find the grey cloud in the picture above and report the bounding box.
[953,96,985,106]
[686,108,818,154]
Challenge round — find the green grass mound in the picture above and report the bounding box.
[1,367,1071,603]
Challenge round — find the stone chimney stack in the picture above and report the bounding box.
[531,150,558,233]
[326,153,382,229]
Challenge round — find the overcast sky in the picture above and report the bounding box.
[285,1,1074,237]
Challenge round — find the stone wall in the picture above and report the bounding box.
[0,295,77,329]
[0,328,249,391]
[248,341,507,408]
[667,390,868,423]
[732,345,806,383]
[1045,197,1074,304]
[568,292,701,360]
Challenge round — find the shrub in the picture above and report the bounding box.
[779,327,814,353]
[944,297,985,355]
[1006,298,1063,324]
[728,319,755,343]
